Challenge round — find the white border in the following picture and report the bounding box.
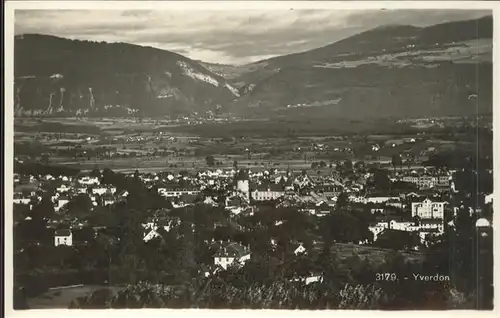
[5,1,500,10]
[4,1,500,318]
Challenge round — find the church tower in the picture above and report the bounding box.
[235,169,250,202]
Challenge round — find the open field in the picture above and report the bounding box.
[314,39,492,69]
[47,155,427,174]
[50,157,330,173]
[14,116,491,173]
[27,285,123,309]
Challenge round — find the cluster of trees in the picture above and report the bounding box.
[16,201,492,310]
[425,150,492,171]
[391,154,403,170]
[69,240,479,310]
[70,280,388,309]
[68,201,493,309]
[453,169,493,194]
[13,168,178,304]
[205,155,216,167]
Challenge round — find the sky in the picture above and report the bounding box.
[14,9,491,65]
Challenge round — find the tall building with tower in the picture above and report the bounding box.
[234,169,250,202]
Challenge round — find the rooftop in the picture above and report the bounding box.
[212,241,250,258]
[55,229,72,236]
[235,169,250,181]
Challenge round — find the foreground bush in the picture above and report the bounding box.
[70,280,386,309]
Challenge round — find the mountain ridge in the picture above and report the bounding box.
[13,15,493,119]
[14,33,239,117]
[243,15,492,67]
[230,15,492,119]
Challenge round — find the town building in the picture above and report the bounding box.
[402,175,450,189]
[78,176,100,186]
[55,196,70,212]
[54,229,73,246]
[56,184,71,193]
[293,243,306,255]
[235,169,250,202]
[485,193,494,205]
[369,218,444,243]
[411,198,446,219]
[364,196,400,204]
[157,186,200,198]
[213,241,251,270]
[92,186,117,196]
[13,193,32,205]
[251,184,285,201]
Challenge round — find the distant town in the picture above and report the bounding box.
[14,136,493,308]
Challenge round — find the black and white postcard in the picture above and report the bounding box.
[3,1,498,316]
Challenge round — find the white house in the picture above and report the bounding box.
[54,229,73,246]
[411,198,446,219]
[369,218,444,242]
[119,190,129,197]
[203,197,219,207]
[92,187,107,196]
[349,195,366,203]
[54,196,70,212]
[292,275,323,285]
[213,242,251,270]
[103,196,116,206]
[75,187,88,194]
[274,175,288,184]
[143,228,164,242]
[157,188,200,198]
[485,193,494,205]
[56,184,71,193]
[294,243,306,256]
[402,175,450,189]
[251,186,285,201]
[365,196,400,204]
[13,193,31,205]
[143,222,179,242]
[370,208,385,214]
[92,186,117,196]
[78,176,100,186]
[13,197,31,205]
[369,220,414,241]
[294,174,314,189]
[304,275,323,285]
[419,219,444,233]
